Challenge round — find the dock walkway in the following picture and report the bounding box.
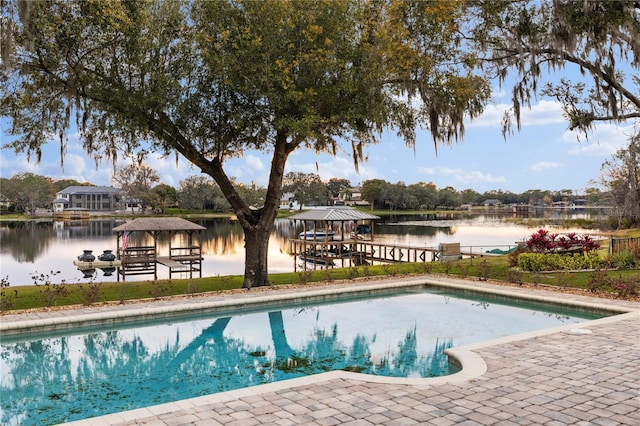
[291,238,515,270]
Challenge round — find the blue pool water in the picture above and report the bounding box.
[0,287,606,425]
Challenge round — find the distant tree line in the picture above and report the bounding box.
[359,180,603,211]
[0,169,605,215]
[2,134,638,227]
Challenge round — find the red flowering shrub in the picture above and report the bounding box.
[525,229,600,254]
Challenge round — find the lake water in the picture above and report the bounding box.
[0,210,604,286]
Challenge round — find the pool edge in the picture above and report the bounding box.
[1,276,632,336]
[2,276,637,426]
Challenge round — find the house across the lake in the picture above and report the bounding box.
[52,186,122,212]
[279,192,301,210]
[483,199,503,207]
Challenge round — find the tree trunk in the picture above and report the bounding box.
[176,130,294,289]
[242,224,272,288]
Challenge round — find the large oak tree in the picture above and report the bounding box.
[1,0,490,288]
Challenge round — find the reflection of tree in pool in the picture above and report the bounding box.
[372,328,455,378]
[267,313,455,378]
[0,313,456,425]
[0,338,70,425]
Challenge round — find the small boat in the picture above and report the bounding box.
[298,230,335,240]
[298,255,335,266]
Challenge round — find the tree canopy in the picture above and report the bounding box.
[600,134,640,228]
[1,0,490,287]
[464,0,639,136]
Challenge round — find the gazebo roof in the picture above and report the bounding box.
[288,208,379,222]
[112,217,206,232]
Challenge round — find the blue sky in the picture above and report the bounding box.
[0,84,634,195]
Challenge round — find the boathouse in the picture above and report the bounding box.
[288,207,380,270]
[112,217,206,280]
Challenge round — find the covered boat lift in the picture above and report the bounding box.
[112,217,206,281]
[288,207,380,270]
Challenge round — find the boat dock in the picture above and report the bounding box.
[287,207,519,271]
[290,238,516,271]
[110,218,206,281]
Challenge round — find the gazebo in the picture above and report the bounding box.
[288,207,380,270]
[112,217,206,280]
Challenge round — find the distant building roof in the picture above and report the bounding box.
[112,217,206,232]
[288,207,379,222]
[483,199,502,205]
[58,185,120,194]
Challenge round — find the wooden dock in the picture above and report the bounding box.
[55,208,90,220]
[290,238,511,271]
[73,259,122,269]
[117,246,203,280]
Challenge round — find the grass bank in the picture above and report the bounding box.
[2,257,638,313]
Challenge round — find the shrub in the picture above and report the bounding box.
[78,282,103,305]
[587,269,614,292]
[297,270,313,284]
[606,251,638,269]
[614,280,639,298]
[588,270,640,298]
[148,280,171,300]
[508,245,526,267]
[0,276,18,311]
[517,252,601,272]
[525,229,600,253]
[32,270,69,307]
[477,259,492,281]
[346,266,360,279]
[506,268,523,284]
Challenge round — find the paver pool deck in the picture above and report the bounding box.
[2,275,639,425]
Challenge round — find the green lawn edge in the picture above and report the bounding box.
[2,257,639,313]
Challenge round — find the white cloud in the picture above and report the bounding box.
[530,161,562,172]
[417,167,437,176]
[563,122,634,157]
[416,166,506,185]
[285,155,378,186]
[245,154,265,172]
[469,99,566,128]
[144,153,197,187]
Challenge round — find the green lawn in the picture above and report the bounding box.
[2,257,638,312]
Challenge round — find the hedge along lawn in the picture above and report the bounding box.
[1,258,638,312]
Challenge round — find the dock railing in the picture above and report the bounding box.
[119,246,157,278]
[290,237,520,270]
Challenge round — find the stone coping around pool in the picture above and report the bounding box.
[55,277,640,426]
[1,275,635,337]
[61,311,640,426]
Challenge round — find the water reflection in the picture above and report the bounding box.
[1,287,600,425]
[0,221,57,263]
[0,213,600,286]
[0,311,454,425]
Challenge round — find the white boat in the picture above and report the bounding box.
[298,230,335,240]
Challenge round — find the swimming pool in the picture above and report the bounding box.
[0,285,608,426]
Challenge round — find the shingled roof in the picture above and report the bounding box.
[112,217,206,232]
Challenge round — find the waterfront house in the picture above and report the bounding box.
[53,186,122,212]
